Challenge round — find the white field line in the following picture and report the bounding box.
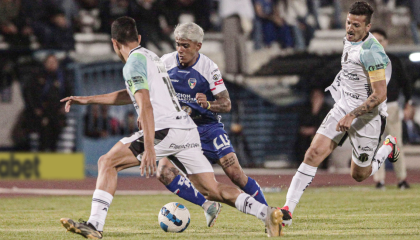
[0,187,172,196]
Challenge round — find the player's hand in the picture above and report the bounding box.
[140,148,156,178]
[60,96,90,112]
[196,93,208,109]
[336,114,355,132]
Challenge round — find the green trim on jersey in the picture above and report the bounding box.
[123,52,149,94]
[360,38,389,72]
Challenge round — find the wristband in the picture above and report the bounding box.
[206,101,211,110]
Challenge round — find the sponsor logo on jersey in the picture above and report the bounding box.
[171,79,179,82]
[132,76,144,84]
[169,143,200,149]
[210,68,219,75]
[188,78,197,89]
[368,64,384,72]
[342,70,359,80]
[344,91,360,99]
[176,93,196,103]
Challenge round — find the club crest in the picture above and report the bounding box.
[188,78,197,89]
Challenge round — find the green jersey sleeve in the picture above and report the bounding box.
[123,52,149,94]
[360,38,389,72]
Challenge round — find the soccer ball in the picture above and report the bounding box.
[158,202,190,232]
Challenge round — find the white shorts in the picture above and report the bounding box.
[120,128,214,174]
[316,104,386,167]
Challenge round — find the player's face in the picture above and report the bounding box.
[346,13,371,42]
[176,38,202,67]
[372,32,388,48]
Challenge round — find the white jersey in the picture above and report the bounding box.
[326,32,392,118]
[122,46,196,131]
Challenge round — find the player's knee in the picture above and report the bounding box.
[157,165,179,185]
[351,172,367,182]
[304,147,325,166]
[97,154,112,171]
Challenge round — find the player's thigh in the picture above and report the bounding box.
[200,123,235,164]
[101,141,140,171]
[348,115,385,168]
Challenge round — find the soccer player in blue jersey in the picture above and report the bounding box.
[156,22,268,210]
[59,17,283,238]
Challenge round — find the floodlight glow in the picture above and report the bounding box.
[409,52,420,62]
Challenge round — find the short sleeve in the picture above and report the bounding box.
[124,53,149,94]
[207,64,226,95]
[360,39,389,72]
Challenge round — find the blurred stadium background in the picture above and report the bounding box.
[1,0,420,193]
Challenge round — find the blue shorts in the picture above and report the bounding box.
[197,123,235,164]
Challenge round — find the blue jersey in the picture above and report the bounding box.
[161,52,227,127]
[161,52,234,162]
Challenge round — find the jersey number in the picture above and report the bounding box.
[162,76,181,112]
[214,134,230,150]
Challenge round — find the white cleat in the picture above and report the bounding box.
[204,202,222,227]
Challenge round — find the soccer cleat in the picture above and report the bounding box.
[375,182,386,190]
[60,218,103,239]
[384,135,400,163]
[265,207,283,237]
[280,206,292,227]
[204,202,222,227]
[398,180,410,190]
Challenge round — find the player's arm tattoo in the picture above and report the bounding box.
[349,95,381,118]
[221,155,236,169]
[209,90,231,113]
[158,165,180,185]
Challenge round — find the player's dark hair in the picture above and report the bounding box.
[370,28,388,39]
[349,1,374,24]
[111,16,139,45]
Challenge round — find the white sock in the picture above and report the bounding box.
[370,144,392,176]
[235,193,268,221]
[88,189,113,231]
[284,163,317,213]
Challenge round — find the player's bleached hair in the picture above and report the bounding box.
[174,22,204,43]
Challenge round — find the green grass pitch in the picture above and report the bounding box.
[0,185,419,239]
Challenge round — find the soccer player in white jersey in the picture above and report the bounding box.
[279,1,400,226]
[59,17,283,238]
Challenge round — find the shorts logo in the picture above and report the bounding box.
[361,146,373,151]
[368,64,384,72]
[213,74,221,81]
[188,78,197,89]
[358,153,369,162]
[384,139,390,145]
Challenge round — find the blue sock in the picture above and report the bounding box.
[241,177,268,206]
[165,175,206,207]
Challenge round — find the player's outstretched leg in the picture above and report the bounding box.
[188,172,283,237]
[282,134,335,227]
[60,141,140,238]
[157,158,222,227]
[218,153,268,205]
